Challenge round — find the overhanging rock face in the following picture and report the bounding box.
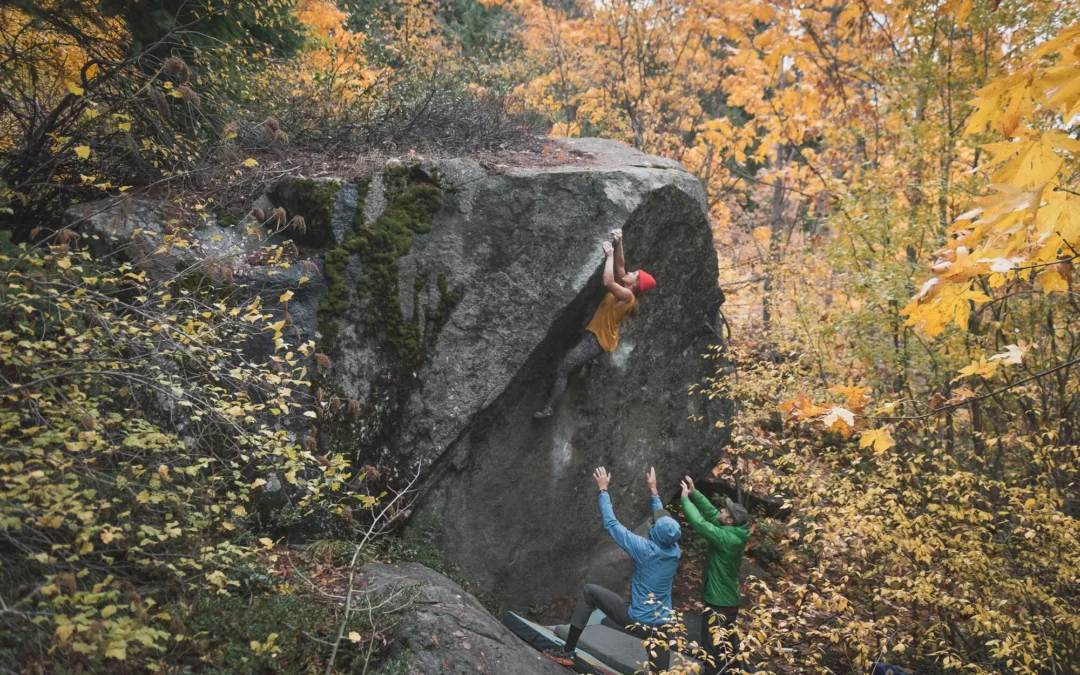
[324,138,730,606]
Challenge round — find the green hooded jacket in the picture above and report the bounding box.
[680,491,751,607]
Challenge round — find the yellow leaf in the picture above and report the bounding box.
[56,257,72,270]
[259,537,274,548]
[119,122,131,132]
[1035,268,1069,295]
[105,640,127,660]
[136,490,149,504]
[68,82,84,96]
[348,631,362,642]
[1024,498,1036,510]
[859,427,896,453]
[243,158,259,167]
[56,624,75,640]
[953,357,999,382]
[232,504,248,517]
[101,605,117,618]
[279,290,294,304]
[75,146,91,160]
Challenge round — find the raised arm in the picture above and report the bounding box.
[681,475,719,521]
[647,466,663,513]
[594,467,651,564]
[602,242,634,303]
[612,229,626,280]
[680,477,745,548]
[680,493,746,548]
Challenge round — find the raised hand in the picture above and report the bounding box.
[594,466,611,491]
[611,229,623,245]
[602,241,614,256]
[680,478,692,498]
[646,466,657,494]
[683,475,695,494]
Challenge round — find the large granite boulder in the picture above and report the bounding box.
[65,138,731,610]
[312,138,728,606]
[360,562,567,675]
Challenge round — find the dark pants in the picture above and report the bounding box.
[701,605,740,675]
[571,584,672,673]
[544,332,604,409]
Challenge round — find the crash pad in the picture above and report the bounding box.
[504,610,702,675]
[503,611,622,675]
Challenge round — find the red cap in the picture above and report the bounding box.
[637,270,655,294]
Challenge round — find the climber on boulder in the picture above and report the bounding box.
[680,476,751,675]
[534,229,655,419]
[543,467,680,672]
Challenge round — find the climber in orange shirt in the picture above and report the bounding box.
[534,229,655,419]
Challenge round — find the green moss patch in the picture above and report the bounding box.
[312,167,466,470]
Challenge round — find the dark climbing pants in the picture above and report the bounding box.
[701,605,741,675]
[544,331,605,410]
[570,584,672,673]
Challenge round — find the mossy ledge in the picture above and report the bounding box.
[313,166,464,470]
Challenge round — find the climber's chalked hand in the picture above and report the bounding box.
[594,466,611,491]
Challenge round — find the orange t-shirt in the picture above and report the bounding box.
[586,293,636,352]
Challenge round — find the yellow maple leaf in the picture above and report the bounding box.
[859,427,895,453]
[1035,267,1069,295]
[952,357,998,382]
[243,158,259,167]
[828,383,871,412]
[1036,192,1080,245]
[74,146,91,160]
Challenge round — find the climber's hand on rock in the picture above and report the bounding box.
[594,466,611,491]
[611,229,623,245]
[602,241,614,256]
[683,476,695,494]
[680,479,692,498]
[646,466,657,494]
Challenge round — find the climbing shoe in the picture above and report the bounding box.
[533,406,554,419]
[541,647,576,668]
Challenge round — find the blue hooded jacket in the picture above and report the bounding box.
[598,491,681,626]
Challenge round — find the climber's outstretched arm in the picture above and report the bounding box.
[594,467,650,564]
[602,242,634,303]
[612,229,627,281]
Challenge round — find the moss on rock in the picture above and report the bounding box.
[312,167,467,472]
[354,166,443,375]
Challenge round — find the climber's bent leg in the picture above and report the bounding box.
[538,332,605,416]
[545,583,630,666]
